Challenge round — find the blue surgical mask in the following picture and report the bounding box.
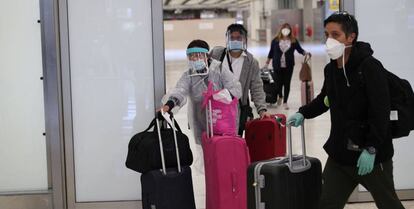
[228,40,243,51]
[192,60,206,70]
[188,60,207,75]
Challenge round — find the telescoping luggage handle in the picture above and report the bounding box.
[155,113,182,175]
[286,123,311,173]
[251,123,309,209]
[205,100,214,138]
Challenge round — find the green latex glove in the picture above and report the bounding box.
[357,149,376,176]
[324,96,330,107]
[287,112,304,127]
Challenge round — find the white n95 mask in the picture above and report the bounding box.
[325,37,352,86]
[281,28,290,36]
[325,38,346,60]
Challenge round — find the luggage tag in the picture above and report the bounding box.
[160,109,177,131]
[390,110,398,121]
[274,115,285,127]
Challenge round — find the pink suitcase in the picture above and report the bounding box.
[301,81,314,105]
[202,100,250,209]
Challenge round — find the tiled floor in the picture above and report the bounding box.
[164,40,414,209]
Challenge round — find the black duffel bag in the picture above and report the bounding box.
[125,116,193,173]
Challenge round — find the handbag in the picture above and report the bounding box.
[299,54,312,81]
[202,81,238,136]
[125,116,193,173]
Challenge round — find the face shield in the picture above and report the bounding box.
[186,47,209,76]
[226,30,247,52]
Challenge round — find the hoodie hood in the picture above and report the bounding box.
[328,41,374,87]
[345,41,374,70]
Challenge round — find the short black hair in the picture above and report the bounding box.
[226,23,247,36]
[324,11,358,44]
[187,39,209,51]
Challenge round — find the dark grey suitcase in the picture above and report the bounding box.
[263,81,277,103]
[141,117,196,209]
[261,67,277,103]
[247,124,322,209]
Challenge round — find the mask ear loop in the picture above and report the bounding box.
[342,45,352,87]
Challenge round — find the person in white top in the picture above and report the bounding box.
[210,24,271,136]
[265,23,311,109]
[160,39,242,144]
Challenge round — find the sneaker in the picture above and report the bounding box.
[277,97,283,106]
[283,103,289,110]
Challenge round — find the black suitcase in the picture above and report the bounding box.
[247,124,322,209]
[263,81,277,103]
[141,167,195,209]
[261,67,277,103]
[141,117,196,209]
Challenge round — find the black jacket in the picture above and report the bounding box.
[267,38,305,69]
[299,42,393,166]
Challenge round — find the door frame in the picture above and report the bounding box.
[0,0,64,208]
[57,0,165,208]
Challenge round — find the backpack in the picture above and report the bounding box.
[219,47,227,62]
[359,57,414,139]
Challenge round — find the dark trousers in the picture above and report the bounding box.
[274,67,294,103]
[320,158,405,209]
[238,104,253,136]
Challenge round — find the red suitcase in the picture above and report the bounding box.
[244,114,286,162]
[202,100,250,209]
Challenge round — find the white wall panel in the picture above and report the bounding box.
[0,0,47,192]
[355,0,414,190]
[67,0,154,201]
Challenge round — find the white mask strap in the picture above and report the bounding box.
[342,45,352,87]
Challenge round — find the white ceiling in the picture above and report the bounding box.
[163,0,252,10]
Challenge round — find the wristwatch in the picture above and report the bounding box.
[366,146,377,155]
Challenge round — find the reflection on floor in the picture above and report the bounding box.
[165,41,414,209]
